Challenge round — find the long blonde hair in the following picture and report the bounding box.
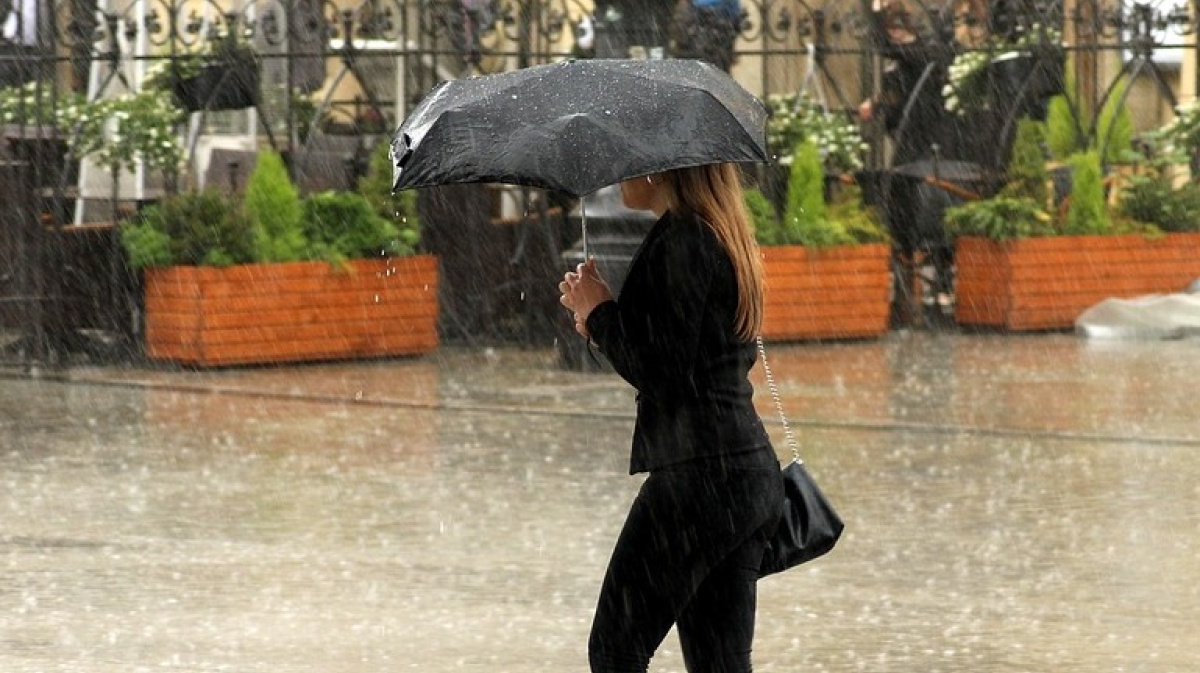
[662,163,763,341]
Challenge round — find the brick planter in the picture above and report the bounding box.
[955,234,1200,331]
[760,244,892,342]
[144,256,439,366]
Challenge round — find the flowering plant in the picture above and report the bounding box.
[142,22,258,95]
[0,80,92,133]
[1,81,184,174]
[1149,99,1200,167]
[943,25,1062,116]
[90,90,187,174]
[764,92,868,173]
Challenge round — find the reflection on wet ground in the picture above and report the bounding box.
[2,332,1198,672]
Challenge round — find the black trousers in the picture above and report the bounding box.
[588,448,783,673]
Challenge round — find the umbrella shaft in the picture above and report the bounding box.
[581,204,588,260]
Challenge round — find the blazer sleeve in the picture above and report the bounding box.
[585,221,714,399]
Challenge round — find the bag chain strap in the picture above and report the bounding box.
[756,336,801,465]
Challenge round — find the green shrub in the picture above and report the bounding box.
[1045,66,1134,165]
[943,196,1054,241]
[120,222,173,270]
[301,191,404,263]
[358,140,421,252]
[1045,94,1082,162]
[745,186,780,245]
[828,186,889,245]
[1117,176,1200,233]
[1065,150,1110,235]
[121,190,255,269]
[782,140,855,248]
[1003,118,1050,207]
[244,149,307,262]
[753,150,883,248]
[1096,76,1135,165]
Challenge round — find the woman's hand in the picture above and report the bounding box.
[558,257,613,339]
[857,99,873,122]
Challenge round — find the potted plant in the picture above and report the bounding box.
[761,92,869,214]
[750,140,891,342]
[122,145,439,366]
[1039,63,1138,204]
[143,33,260,114]
[944,24,1064,118]
[84,89,187,185]
[1149,98,1200,176]
[3,78,188,196]
[948,139,1200,331]
[0,81,95,188]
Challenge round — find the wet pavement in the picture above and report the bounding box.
[3,331,1199,672]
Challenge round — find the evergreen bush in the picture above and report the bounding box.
[1045,68,1134,165]
[783,140,853,248]
[121,190,255,269]
[244,149,307,262]
[301,191,404,263]
[943,196,1053,240]
[1117,176,1200,233]
[1065,150,1111,235]
[1045,93,1082,162]
[828,185,888,245]
[744,187,780,246]
[358,140,421,252]
[1003,118,1050,207]
[750,146,885,248]
[1096,76,1135,164]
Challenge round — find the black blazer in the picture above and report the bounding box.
[586,209,770,473]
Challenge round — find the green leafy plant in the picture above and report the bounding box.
[944,25,1061,115]
[301,191,403,264]
[358,139,421,252]
[243,149,307,263]
[0,80,86,128]
[1,80,185,176]
[745,186,781,245]
[1046,69,1134,165]
[1001,117,1050,206]
[760,141,885,248]
[1045,92,1082,161]
[121,143,428,270]
[1117,176,1200,234]
[90,89,186,174]
[943,196,1054,241]
[119,221,172,270]
[0,81,109,161]
[783,140,841,247]
[1064,150,1110,235]
[1148,99,1200,169]
[828,186,888,245]
[121,190,255,269]
[1095,77,1135,164]
[142,24,256,92]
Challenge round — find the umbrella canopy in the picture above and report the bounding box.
[391,58,770,198]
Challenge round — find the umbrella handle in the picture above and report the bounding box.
[581,202,588,260]
[924,177,982,201]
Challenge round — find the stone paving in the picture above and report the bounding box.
[2,331,1198,672]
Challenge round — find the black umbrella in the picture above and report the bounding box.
[391,58,770,255]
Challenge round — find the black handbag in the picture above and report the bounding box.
[756,338,845,577]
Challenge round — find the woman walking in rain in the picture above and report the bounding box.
[558,163,783,673]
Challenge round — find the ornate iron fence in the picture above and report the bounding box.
[0,0,1195,365]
